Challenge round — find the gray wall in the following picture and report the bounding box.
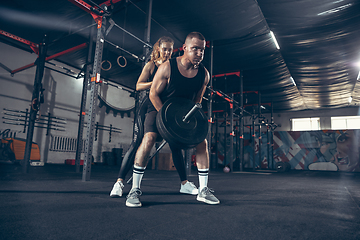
[0,42,135,164]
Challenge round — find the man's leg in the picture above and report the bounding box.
[126,131,157,207]
[133,132,157,185]
[195,139,220,204]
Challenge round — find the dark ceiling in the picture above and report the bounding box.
[1,0,360,113]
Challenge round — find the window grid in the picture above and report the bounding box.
[292,117,320,131]
[331,116,360,130]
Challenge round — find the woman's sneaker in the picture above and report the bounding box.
[110,181,124,197]
[180,181,198,195]
[196,187,220,204]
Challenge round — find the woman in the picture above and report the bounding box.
[110,36,198,197]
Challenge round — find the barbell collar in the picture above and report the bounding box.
[182,103,202,123]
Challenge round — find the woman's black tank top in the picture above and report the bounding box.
[148,63,158,83]
[145,62,158,113]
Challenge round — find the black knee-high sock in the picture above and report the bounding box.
[117,143,139,179]
[169,145,187,182]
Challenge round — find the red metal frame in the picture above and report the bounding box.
[68,0,123,28]
[68,0,103,28]
[173,41,210,53]
[100,0,123,6]
[213,71,241,78]
[243,103,272,107]
[231,91,259,95]
[11,43,87,74]
[0,29,39,54]
[172,46,183,53]
[45,43,87,61]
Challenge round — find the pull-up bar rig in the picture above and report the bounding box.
[208,71,277,171]
[69,0,156,180]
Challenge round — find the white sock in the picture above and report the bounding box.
[132,165,146,190]
[198,168,209,192]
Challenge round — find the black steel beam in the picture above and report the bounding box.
[22,35,48,173]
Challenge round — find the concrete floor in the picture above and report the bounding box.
[1,162,359,240]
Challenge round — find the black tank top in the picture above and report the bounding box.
[161,57,205,101]
[148,62,158,83]
[147,58,205,112]
[145,62,158,112]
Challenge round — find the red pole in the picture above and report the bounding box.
[11,43,87,74]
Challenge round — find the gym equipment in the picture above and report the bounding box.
[156,98,208,149]
[0,138,40,163]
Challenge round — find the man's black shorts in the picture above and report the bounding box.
[144,110,159,134]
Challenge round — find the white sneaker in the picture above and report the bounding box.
[197,187,220,205]
[180,181,198,195]
[110,181,124,197]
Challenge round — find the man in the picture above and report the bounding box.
[126,32,220,207]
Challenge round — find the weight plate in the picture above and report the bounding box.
[156,98,208,149]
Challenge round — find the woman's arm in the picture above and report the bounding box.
[136,61,155,91]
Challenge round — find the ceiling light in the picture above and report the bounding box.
[290,77,296,86]
[357,70,360,80]
[348,96,352,103]
[270,31,280,50]
[317,3,352,16]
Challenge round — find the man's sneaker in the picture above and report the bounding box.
[196,187,220,205]
[180,181,198,195]
[110,181,124,197]
[126,188,142,207]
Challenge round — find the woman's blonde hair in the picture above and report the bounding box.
[150,36,174,62]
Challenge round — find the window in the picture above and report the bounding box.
[292,117,320,131]
[331,116,360,130]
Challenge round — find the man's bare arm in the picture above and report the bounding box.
[149,61,170,111]
[194,68,210,104]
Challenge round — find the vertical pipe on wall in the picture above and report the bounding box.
[215,117,219,169]
[224,106,227,168]
[270,101,274,169]
[75,26,94,173]
[224,76,227,168]
[143,0,153,168]
[252,108,256,170]
[82,17,106,181]
[144,0,152,60]
[267,124,270,170]
[239,71,243,171]
[23,35,48,173]
[229,93,234,171]
[258,91,261,169]
[207,41,213,169]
